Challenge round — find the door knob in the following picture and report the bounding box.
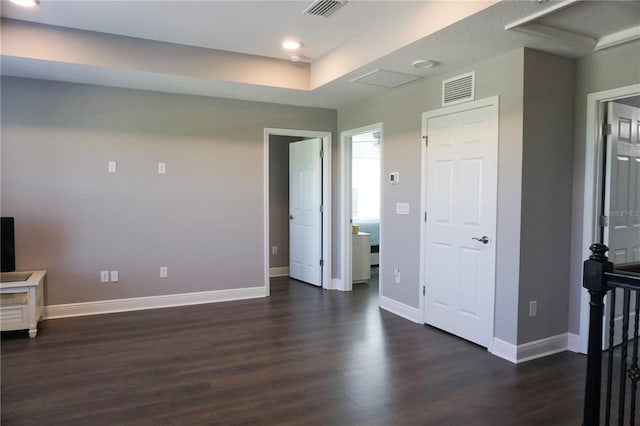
[472,236,489,244]
[289,214,294,220]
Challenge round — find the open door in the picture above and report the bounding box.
[289,138,322,286]
[423,100,498,349]
[602,100,640,347]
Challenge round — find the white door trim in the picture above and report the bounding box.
[577,84,640,354]
[340,123,383,292]
[419,95,499,350]
[264,128,332,295]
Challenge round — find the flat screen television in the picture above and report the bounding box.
[1,217,16,272]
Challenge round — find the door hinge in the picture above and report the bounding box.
[423,135,428,146]
[424,211,427,222]
[320,149,324,158]
[599,215,609,227]
[423,286,426,296]
[603,123,612,136]
[320,205,323,213]
[319,259,324,267]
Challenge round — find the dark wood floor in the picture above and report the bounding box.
[2,273,586,425]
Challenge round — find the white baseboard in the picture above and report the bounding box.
[44,286,268,319]
[567,332,582,353]
[331,278,345,291]
[490,338,518,363]
[269,267,289,277]
[379,295,421,323]
[490,333,570,364]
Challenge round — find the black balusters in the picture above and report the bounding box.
[583,244,640,426]
[583,243,613,426]
[629,291,640,426]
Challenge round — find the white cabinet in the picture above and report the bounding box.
[0,270,46,338]
[352,232,371,284]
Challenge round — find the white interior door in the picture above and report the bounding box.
[289,138,322,286]
[603,101,640,347]
[423,104,498,348]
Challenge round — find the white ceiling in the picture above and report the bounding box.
[1,0,639,108]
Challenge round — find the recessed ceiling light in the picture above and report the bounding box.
[9,0,38,6]
[282,40,302,50]
[412,59,437,69]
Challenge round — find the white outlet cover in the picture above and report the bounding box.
[160,266,168,278]
[110,270,119,282]
[108,161,117,173]
[158,162,167,174]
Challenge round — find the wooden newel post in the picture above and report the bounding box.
[582,243,613,426]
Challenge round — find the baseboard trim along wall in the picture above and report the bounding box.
[331,278,345,291]
[44,286,268,319]
[490,333,572,364]
[269,267,289,277]
[567,333,581,353]
[379,295,422,323]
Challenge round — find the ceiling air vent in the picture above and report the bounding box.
[442,72,475,107]
[303,0,347,17]
[351,69,421,89]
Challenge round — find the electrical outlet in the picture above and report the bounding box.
[272,246,278,255]
[100,271,109,283]
[529,300,537,317]
[160,266,168,278]
[394,267,401,284]
[158,162,166,174]
[108,161,117,173]
[110,270,119,283]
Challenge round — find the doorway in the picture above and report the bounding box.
[602,97,640,347]
[264,128,332,295]
[340,123,383,293]
[578,84,640,354]
[420,96,499,349]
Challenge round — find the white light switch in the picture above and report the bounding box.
[100,271,109,283]
[160,266,168,278]
[396,202,410,215]
[108,161,117,173]
[110,270,119,282]
[158,162,166,174]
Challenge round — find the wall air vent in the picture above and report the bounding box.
[442,72,475,106]
[303,0,347,17]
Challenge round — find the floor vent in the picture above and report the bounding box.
[303,0,346,17]
[442,72,475,106]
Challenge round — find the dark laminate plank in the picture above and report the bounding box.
[1,275,586,425]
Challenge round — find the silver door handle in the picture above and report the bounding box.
[472,236,489,244]
[289,214,294,220]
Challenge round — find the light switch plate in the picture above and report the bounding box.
[158,162,166,174]
[396,202,410,215]
[108,161,117,173]
[110,270,119,282]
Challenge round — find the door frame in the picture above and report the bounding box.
[340,123,383,292]
[419,96,499,349]
[264,128,332,295]
[577,83,640,354]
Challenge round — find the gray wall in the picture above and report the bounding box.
[518,50,575,344]
[338,49,525,344]
[568,40,640,333]
[1,77,336,305]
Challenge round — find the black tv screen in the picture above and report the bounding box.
[1,217,16,272]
